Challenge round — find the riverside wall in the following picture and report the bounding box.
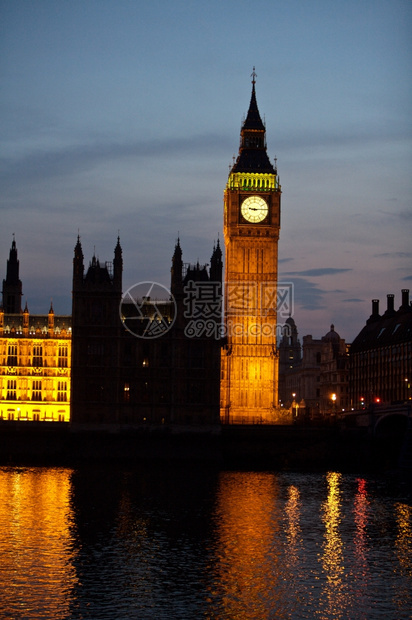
[0,421,408,472]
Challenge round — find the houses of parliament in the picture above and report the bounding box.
[1,78,411,426]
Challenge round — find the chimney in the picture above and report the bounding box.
[367,298,381,323]
[384,293,396,317]
[401,289,410,310]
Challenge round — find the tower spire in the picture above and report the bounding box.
[230,69,275,174]
[2,235,23,313]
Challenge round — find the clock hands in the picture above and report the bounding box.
[241,195,268,222]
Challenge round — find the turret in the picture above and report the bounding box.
[171,237,183,297]
[2,236,23,313]
[23,302,29,336]
[48,301,54,337]
[73,235,84,290]
[113,236,123,292]
[210,239,223,283]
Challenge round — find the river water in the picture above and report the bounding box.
[0,464,411,620]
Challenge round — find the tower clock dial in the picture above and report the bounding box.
[241,195,268,223]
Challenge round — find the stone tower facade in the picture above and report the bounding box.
[221,72,281,424]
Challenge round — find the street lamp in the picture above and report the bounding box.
[292,393,297,419]
[331,393,337,416]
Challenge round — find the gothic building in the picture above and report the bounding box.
[278,321,349,418]
[221,71,281,424]
[0,239,71,422]
[71,236,222,427]
[349,290,412,407]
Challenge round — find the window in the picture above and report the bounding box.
[32,380,42,401]
[58,345,68,368]
[33,345,43,367]
[7,380,17,400]
[57,381,67,402]
[7,345,17,366]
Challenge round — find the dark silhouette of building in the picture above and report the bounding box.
[71,236,222,427]
[278,316,302,406]
[71,236,123,425]
[2,236,23,314]
[349,290,412,407]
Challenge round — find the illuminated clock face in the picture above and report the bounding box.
[241,195,268,223]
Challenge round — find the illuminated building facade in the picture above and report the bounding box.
[0,240,71,422]
[221,72,281,424]
[349,290,412,407]
[71,236,222,427]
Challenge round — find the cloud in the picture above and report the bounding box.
[342,298,363,303]
[278,275,327,311]
[378,209,412,221]
[276,123,412,157]
[374,251,412,259]
[283,268,352,277]
[0,132,228,193]
[278,257,294,264]
[402,275,412,281]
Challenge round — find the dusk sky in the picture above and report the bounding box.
[1,0,411,342]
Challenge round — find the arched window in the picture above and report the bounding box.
[33,345,43,367]
[7,344,17,366]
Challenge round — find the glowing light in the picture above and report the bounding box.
[320,472,345,617]
[210,472,282,616]
[394,503,412,610]
[0,469,77,617]
[353,478,369,580]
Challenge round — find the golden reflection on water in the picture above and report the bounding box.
[0,467,77,620]
[318,471,345,620]
[209,471,286,619]
[284,485,302,568]
[394,501,412,612]
[353,478,369,574]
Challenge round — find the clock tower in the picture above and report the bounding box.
[221,71,281,424]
